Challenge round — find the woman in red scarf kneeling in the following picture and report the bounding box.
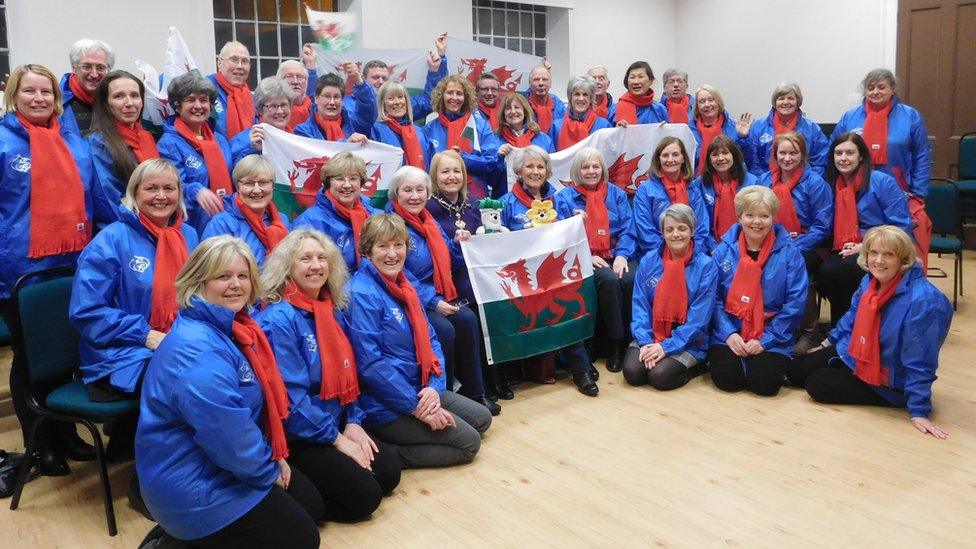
[788,226,952,439]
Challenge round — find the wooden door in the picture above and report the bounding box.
[898,0,976,179]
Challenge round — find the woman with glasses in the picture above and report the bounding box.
[229,77,296,165]
[294,64,375,144]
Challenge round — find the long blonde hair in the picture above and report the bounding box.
[261,229,350,309]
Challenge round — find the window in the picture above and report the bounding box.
[472,1,547,57]
[0,1,9,80]
[213,0,333,89]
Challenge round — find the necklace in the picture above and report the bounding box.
[434,193,468,230]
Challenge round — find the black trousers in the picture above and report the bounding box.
[621,346,704,391]
[287,437,401,523]
[708,345,787,396]
[592,262,637,341]
[817,252,865,325]
[188,468,323,548]
[787,346,896,407]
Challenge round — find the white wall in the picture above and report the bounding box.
[343,0,473,49]
[8,0,217,77]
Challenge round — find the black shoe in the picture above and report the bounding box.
[606,343,624,373]
[37,448,70,476]
[492,368,515,400]
[472,396,501,416]
[589,364,600,381]
[573,371,599,397]
[57,433,97,462]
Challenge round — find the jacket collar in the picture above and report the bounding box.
[182,295,238,336]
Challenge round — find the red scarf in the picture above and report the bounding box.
[848,272,903,386]
[325,191,368,263]
[615,90,656,125]
[234,195,287,254]
[380,270,442,386]
[478,100,500,130]
[67,74,95,106]
[173,118,233,196]
[315,112,345,141]
[833,172,862,250]
[712,176,739,239]
[862,100,893,166]
[653,243,694,341]
[17,113,90,258]
[502,126,536,148]
[215,71,256,137]
[288,96,312,131]
[772,111,798,136]
[662,174,690,206]
[575,182,611,258]
[695,114,725,174]
[771,166,804,236]
[512,181,544,208]
[284,281,360,404]
[594,94,610,119]
[114,120,159,162]
[667,94,690,124]
[528,93,554,133]
[392,201,458,302]
[557,110,597,151]
[385,117,426,169]
[725,231,775,341]
[231,311,290,460]
[437,112,473,152]
[139,211,189,331]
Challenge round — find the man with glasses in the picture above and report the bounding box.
[277,59,313,129]
[61,38,115,134]
[207,41,257,139]
[474,73,501,131]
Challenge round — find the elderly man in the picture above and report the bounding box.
[278,59,312,128]
[586,65,613,118]
[61,38,115,134]
[661,68,694,124]
[522,64,564,133]
[474,73,501,130]
[207,41,257,138]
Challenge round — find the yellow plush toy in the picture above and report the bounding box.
[525,198,558,228]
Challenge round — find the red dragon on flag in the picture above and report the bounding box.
[496,249,587,332]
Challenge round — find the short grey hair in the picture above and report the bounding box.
[232,154,275,185]
[69,38,116,69]
[734,185,780,217]
[569,147,607,186]
[566,75,597,101]
[510,145,553,180]
[253,77,293,110]
[658,203,696,232]
[276,59,308,78]
[388,165,431,198]
[771,83,804,107]
[167,73,217,111]
[663,68,688,83]
[861,69,898,92]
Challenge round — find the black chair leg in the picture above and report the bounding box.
[81,419,118,536]
[10,417,43,510]
[953,254,959,310]
[959,251,964,296]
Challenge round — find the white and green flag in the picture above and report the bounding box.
[135,27,200,132]
[305,5,357,52]
[461,216,596,364]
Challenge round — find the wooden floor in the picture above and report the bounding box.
[1,253,974,548]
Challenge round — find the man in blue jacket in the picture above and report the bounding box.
[60,38,115,135]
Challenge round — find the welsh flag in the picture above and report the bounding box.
[260,124,404,219]
[448,36,538,93]
[461,216,596,364]
[502,123,698,194]
[305,5,357,52]
[315,45,427,95]
[135,27,200,134]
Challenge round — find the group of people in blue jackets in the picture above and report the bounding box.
[0,34,954,548]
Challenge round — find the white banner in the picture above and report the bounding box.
[136,27,200,129]
[447,36,539,93]
[315,45,428,93]
[504,123,698,194]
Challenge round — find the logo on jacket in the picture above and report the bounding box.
[704,193,714,205]
[852,127,864,135]
[214,100,224,114]
[721,258,733,273]
[759,132,773,144]
[238,362,254,383]
[129,256,150,273]
[10,154,30,173]
[648,276,660,288]
[186,155,202,169]
[430,138,440,148]
[390,306,404,323]
[304,333,318,354]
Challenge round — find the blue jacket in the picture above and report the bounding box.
[228,127,259,166]
[384,204,461,309]
[842,170,913,239]
[554,184,637,260]
[693,169,758,250]
[370,118,436,169]
[630,246,718,359]
[710,224,808,356]
[206,73,259,139]
[293,192,379,271]
[755,168,834,253]
[548,113,612,150]
[608,99,669,125]
[156,116,234,233]
[136,297,280,541]
[346,259,447,427]
[70,206,199,392]
[688,111,754,173]
[87,131,135,228]
[0,112,95,299]
[521,91,566,132]
[201,197,291,266]
[660,93,695,123]
[488,130,554,199]
[424,111,502,198]
[257,300,366,444]
[746,109,829,176]
[294,82,376,140]
[632,175,712,257]
[59,72,91,136]
[828,264,952,417]
[831,99,931,198]
[500,182,559,231]
[338,55,447,123]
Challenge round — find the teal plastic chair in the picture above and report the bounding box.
[8,268,138,536]
[958,132,976,220]
[925,179,962,309]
